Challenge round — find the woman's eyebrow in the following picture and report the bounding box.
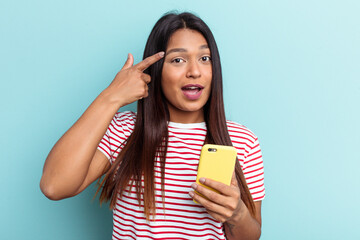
[166,45,209,55]
[166,48,187,55]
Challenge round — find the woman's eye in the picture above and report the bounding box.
[171,58,184,63]
[201,56,211,62]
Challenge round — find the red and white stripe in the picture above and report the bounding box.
[98,111,265,239]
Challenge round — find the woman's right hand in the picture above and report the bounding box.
[105,52,165,106]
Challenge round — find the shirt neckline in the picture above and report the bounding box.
[168,121,206,129]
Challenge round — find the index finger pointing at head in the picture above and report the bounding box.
[135,51,165,72]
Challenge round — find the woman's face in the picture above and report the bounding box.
[161,29,212,123]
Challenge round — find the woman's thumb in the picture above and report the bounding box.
[122,53,134,69]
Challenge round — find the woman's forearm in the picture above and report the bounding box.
[224,200,261,240]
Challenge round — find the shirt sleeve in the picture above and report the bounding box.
[243,137,265,201]
[97,127,112,161]
[97,111,136,164]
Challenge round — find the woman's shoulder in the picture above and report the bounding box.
[107,111,137,132]
[226,120,258,143]
[113,111,137,123]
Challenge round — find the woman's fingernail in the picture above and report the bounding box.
[189,191,194,197]
[200,178,205,184]
[191,183,197,189]
[158,51,165,57]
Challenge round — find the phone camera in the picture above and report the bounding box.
[208,148,217,152]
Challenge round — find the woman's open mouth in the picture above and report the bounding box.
[181,84,204,100]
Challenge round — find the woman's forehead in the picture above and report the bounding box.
[166,29,209,52]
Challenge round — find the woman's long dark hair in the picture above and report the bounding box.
[98,12,255,220]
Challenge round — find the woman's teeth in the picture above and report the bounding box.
[183,87,200,90]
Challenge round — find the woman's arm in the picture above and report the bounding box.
[189,175,262,240]
[223,201,262,240]
[40,52,164,200]
[40,91,120,200]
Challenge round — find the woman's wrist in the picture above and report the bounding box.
[224,200,261,240]
[226,199,247,226]
[99,87,127,109]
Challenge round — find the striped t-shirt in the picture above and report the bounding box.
[97,111,265,240]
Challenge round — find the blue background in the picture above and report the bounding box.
[1,0,359,239]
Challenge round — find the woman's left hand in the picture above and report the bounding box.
[189,172,244,225]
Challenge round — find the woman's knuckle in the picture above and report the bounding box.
[234,191,240,199]
[128,68,135,74]
[228,202,237,211]
[207,191,216,200]
[225,211,232,219]
[204,201,213,210]
[202,201,209,208]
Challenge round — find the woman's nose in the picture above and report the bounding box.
[186,61,201,79]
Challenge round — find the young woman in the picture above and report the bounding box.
[40,12,265,240]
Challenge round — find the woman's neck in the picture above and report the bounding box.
[167,105,205,123]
